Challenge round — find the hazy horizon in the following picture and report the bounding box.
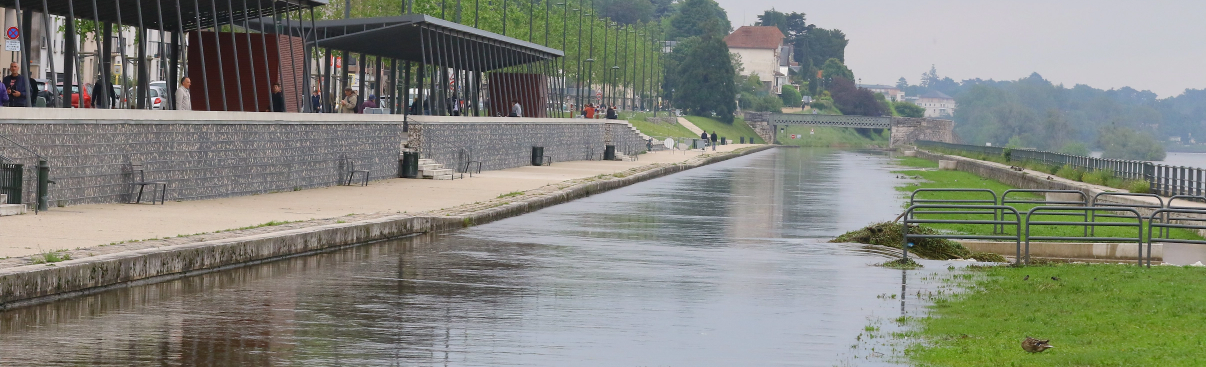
[715,0,1206,98]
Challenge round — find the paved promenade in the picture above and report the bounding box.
[1,144,758,261]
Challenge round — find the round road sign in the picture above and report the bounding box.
[663,138,674,149]
[6,27,18,40]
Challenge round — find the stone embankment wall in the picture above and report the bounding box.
[0,109,403,206]
[0,110,652,206]
[0,146,774,310]
[890,117,955,147]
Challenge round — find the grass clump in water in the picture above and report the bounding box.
[879,257,923,269]
[832,222,972,260]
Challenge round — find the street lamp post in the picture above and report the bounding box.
[601,21,609,107]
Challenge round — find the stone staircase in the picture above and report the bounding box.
[613,151,635,161]
[418,159,455,180]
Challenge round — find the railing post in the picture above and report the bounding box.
[37,159,49,211]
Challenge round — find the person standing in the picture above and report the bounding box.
[175,77,192,111]
[0,80,9,106]
[337,88,358,113]
[271,83,286,112]
[310,89,323,113]
[91,76,112,109]
[700,131,709,151]
[606,105,618,119]
[510,100,523,117]
[710,131,718,151]
[585,103,596,119]
[3,62,29,107]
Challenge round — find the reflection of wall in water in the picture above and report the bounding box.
[728,149,785,239]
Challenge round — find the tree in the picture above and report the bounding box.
[756,10,806,39]
[595,0,655,25]
[896,77,909,89]
[780,85,802,107]
[894,101,925,118]
[827,77,887,117]
[820,58,853,82]
[675,19,738,122]
[667,0,731,40]
[797,27,848,67]
[1097,124,1166,160]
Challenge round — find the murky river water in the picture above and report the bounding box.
[0,148,960,366]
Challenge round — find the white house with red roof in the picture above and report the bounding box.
[724,26,787,94]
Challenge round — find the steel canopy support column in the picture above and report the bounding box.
[241,0,260,111]
[64,0,79,108]
[256,0,273,110]
[14,0,33,107]
[208,0,229,110]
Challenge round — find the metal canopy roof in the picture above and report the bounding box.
[0,0,324,32]
[256,14,564,71]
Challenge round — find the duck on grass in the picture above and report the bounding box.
[831,222,1007,265]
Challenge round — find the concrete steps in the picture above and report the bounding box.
[0,194,25,216]
[417,159,455,180]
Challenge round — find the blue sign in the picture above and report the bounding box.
[5,27,17,40]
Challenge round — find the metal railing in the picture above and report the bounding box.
[915,140,1206,196]
[1024,206,1145,266]
[908,188,1000,232]
[1001,189,1090,236]
[0,163,21,204]
[1091,192,1166,237]
[902,204,1022,264]
[1149,208,1206,268]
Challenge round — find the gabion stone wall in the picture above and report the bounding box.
[0,120,402,206]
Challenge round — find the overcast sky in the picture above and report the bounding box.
[714,0,1206,98]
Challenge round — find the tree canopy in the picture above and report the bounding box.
[674,19,738,122]
[828,77,886,117]
[667,0,731,40]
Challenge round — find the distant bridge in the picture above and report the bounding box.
[768,114,892,129]
[755,113,953,147]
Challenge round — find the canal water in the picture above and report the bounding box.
[0,148,960,366]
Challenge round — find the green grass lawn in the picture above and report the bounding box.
[896,157,1202,242]
[683,116,766,144]
[776,126,889,148]
[906,264,1206,366]
[621,111,697,139]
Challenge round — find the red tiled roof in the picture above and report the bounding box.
[724,26,785,50]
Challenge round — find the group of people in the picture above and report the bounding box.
[578,103,619,119]
[701,131,719,151]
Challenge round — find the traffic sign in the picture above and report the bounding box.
[5,27,17,40]
[4,40,18,52]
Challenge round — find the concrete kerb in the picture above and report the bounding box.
[0,145,774,310]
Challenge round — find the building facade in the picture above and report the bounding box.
[724,26,785,94]
[915,90,956,117]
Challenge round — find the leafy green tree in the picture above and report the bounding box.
[780,85,802,107]
[820,58,853,82]
[667,0,731,40]
[827,77,886,116]
[674,19,737,122]
[1097,125,1166,160]
[595,0,655,25]
[1058,141,1091,156]
[894,101,925,118]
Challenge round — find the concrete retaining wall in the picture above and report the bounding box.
[0,145,772,309]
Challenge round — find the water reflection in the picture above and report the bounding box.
[0,148,957,366]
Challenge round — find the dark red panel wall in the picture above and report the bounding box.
[488,73,548,118]
[187,32,305,112]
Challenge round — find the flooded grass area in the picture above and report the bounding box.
[903,263,1206,366]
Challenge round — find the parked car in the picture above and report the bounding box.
[127,86,169,110]
[31,79,60,107]
[56,83,92,108]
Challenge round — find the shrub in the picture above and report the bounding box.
[1124,179,1151,193]
[1055,166,1084,181]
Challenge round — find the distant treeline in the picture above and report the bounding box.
[897,68,1206,160]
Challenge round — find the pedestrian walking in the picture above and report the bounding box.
[710,131,718,151]
[700,131,709,151]
[3,62,28,107]
[337,88,358,113]
[510,100,523,117]
[271,83,286,112]
[175,77,192,111]
[91,76,113,109]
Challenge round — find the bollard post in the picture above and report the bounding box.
[37,159,49,211]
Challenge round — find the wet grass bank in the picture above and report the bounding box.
[903,263,1206,366]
